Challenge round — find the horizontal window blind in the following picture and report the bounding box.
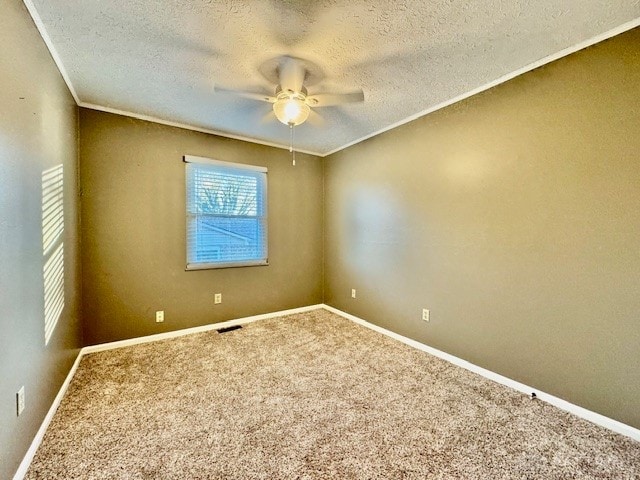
[185,158,267,269]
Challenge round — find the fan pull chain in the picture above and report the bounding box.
[289,124,296,166]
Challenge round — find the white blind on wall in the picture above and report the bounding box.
[185,157,267,269]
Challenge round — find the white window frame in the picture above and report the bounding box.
[184,155,268,270]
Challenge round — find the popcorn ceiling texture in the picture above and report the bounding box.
[26,310,640,479]
[29,0,640,154]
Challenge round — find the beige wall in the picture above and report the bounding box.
[3,7,638,475]
[0,2,82,478]
[79,109,323,345]
[324,28,640,428]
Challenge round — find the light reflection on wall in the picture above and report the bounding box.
[42,164,64,345]
[345,186,407,274]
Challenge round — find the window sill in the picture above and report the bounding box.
[186,260,269,271]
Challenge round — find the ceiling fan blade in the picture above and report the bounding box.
[306,109,325,127]
[278,56,306,93]
[306,90,365,107]
[260,109,276,125]
[214,86,276,103]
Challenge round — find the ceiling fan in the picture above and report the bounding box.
[214,55,365,127]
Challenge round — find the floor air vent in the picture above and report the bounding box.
[217,325,242,334]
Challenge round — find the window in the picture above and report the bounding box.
[185,156,268,269]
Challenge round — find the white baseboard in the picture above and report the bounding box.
[12,351,83,480]
[322,304,640,442]
[82,304,324,354]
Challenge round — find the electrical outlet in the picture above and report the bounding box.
[155,310,164,323]
[17,386,25,416]
[422,308,430,322]
[214,293,222,304]
[351,289,356,299]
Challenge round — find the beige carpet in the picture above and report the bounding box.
[26,309,640,479]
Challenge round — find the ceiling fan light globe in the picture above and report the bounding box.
[273,97,310,126]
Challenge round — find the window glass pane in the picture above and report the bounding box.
[186,159,267,269]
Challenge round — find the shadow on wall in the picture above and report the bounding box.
[42,164,64,345]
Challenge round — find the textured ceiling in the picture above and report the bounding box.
[27,0,640,155]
